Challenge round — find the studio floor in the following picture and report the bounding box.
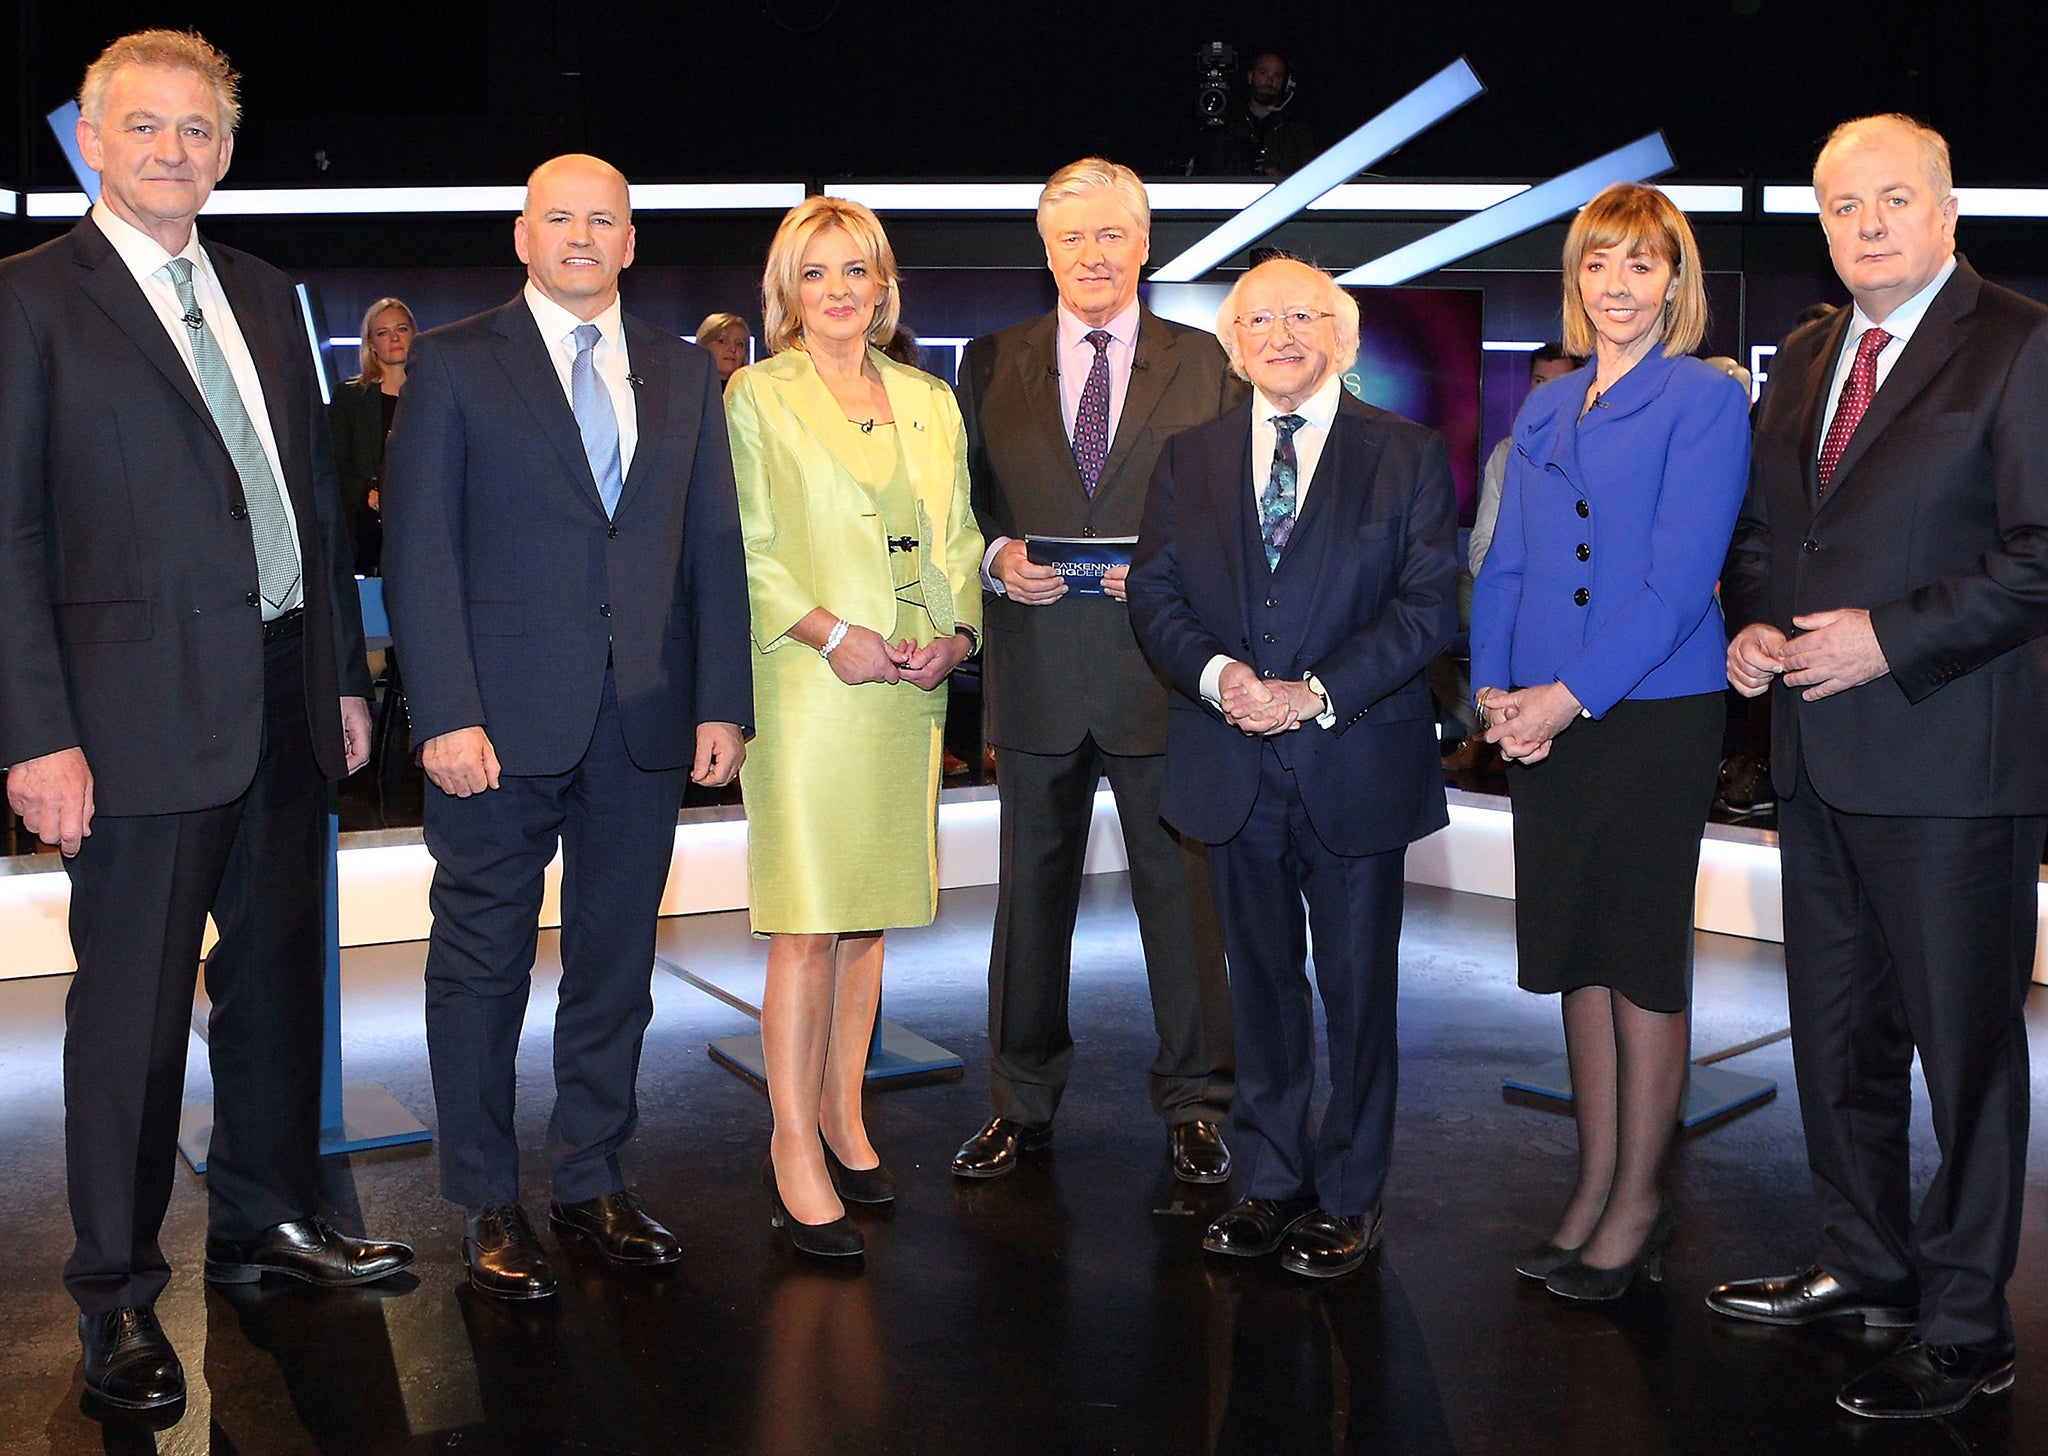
[0,876,2043,1455]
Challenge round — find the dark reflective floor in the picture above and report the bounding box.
[1,879,2042,1454]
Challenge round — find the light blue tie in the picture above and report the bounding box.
[571,322,624,517]
[165,256,300,612]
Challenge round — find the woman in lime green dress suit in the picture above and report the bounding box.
[727,198,983,1258]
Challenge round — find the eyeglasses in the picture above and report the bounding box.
[1234,308,1336,337]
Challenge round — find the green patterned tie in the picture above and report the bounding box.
[1259,413,1304,571]
[165,256,300,612]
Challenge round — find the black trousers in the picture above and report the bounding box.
[1208,745,1405,1217]
[61,628,326,1315]
[422,671,687,1210]
[986,739,1233,1127]
[1778,763,2042,1352]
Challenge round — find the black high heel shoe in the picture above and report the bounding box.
[821,1137,896,1205]
[1513,1239,1585,1281]
[1544,1206,1674,1302]
[761,1158,864,1259]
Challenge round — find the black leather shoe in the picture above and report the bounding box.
[1280,1207,1385,1279]
[1202,1195,1320,1257]
[204,1216,414,1287]
[1836,1339,2016,1420]
[821,1139,897,1205]
[1168,1120,1232,1184]
[464,1204,559,1300]
[950,1117,1053,1179]
[1513,1240,1584,1281]
[762,1159,864,1258]
[79,1307,184,1411]
[1705,1265,1915,1327]
[549,1190,682,1266]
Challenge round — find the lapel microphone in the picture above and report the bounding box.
[1132,356,1149,372]
[626,373,645,387]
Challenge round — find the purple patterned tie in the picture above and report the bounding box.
[1072,329,1113,495]
[1817,326,1891,495]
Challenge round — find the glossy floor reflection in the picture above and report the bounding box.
[0,879,2042,1454]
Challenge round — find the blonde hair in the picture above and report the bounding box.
[1813,113,1953,200]
[79,30,240,132]
[354,297,415,384]
[1215,258,1361,382]
[759,197,901,355]
[1560,183,1707,359]
[1036,157,1151,240]
[695,311,748,344]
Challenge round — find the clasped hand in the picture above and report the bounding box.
[1725,610,1888,701]
[1476,680,1583,765]
[1218,661,1316,736]
[828,622,968,691]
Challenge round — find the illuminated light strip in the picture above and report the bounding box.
[824,183,1043,211]
[1658,184,1745,213]
[1152,57,1487,282]
[1,188,17,215]
[1337,132,1676,286]
[295,284,332,405]
[1483,340,1547,352]
[1765,183,2048,218]
[27,182,804,219]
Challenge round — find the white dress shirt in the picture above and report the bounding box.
[980,298,1144,592]
[1199,373,1348,724]
[523,282,639,478]
[93,200,304,607]
[1818,255,1957,454]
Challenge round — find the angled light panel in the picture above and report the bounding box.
[1150,57,1486,282]
[1336,132,1675,286]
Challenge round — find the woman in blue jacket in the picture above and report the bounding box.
[1471,182,1750,1301]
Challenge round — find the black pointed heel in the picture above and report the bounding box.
[821,1137,896,1205]
[1544,1206,1675,1302]
[761,1158,864,1258]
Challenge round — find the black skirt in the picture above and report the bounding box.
[1505,691,1724,1014]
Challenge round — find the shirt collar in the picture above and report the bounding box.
[92,198,205,286]
[1056,298,1140,352]
[523,280,625,352]
[1849,254,1955,347]
[1255,371,1344,432]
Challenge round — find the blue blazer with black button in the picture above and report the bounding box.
[382,297,753,775]
[1470,348,1749,718]
[1128,388,1458,855]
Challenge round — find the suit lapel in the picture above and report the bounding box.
[1294,405,1383,632]
[1796,309,1852,512]
[492,302,606,514]
[1212,407,1255,643]
[615,317,671,518]
[70,221,224,457]
[1820,268,1974,509]
[1016,316,1088,499]
[1093,310,1179,507]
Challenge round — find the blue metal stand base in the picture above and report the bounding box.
[1502,1055,1777,1128]
[179,1084,432,1173]
[710,1018,963,1087]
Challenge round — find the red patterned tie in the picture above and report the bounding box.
[1816,326,1892,495]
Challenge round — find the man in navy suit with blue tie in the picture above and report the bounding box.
[383,154,752,1300]
[1129,257,1457,1279]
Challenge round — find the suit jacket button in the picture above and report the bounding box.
[1575,499,1590,518]
[1803,538,1820,552]
[1262,633,1275,643]
[1262,668,1277,679]
[608,525,619,539]
[230,505,247,520]
[1573,588,1590,606]
[1575,542,1590,561]
[599,603,612,618]
[245,591,260,607]
[1083,526,1096,537]
[1264,598,1277,608]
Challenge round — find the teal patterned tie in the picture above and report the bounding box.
[165,257,300,612]
[1259,413,1304,571]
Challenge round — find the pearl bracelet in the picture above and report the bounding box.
[819,618,850,659]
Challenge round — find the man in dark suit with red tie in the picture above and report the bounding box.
[0,31,411,1414]
[383,154,751,1300]
[1129,257,1457,1279]
[950,159,1240,1183]
[1714,114,2048,1420]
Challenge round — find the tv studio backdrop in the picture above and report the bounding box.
[9,157,2048,987]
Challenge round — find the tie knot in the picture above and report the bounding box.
[1273,413,1305,439]
[574,322,602,355]
[164,256,194,287]
[1856,326,1892,361]
[1084,329,1112,354]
